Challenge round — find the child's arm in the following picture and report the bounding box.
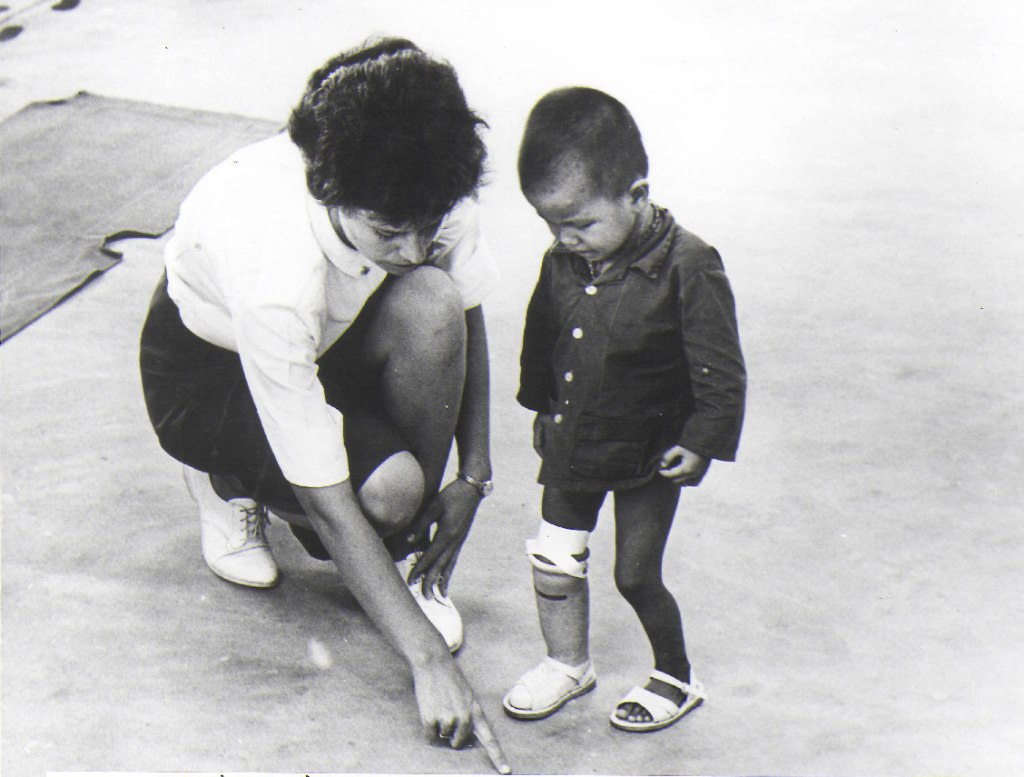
[675,249,747,463]
[517,255,557,413]
[532,412,546,457]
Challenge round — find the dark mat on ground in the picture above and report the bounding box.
[0,91,279,341]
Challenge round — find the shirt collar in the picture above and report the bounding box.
[306,195,375,277]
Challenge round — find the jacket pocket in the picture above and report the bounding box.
[568,414,653,480]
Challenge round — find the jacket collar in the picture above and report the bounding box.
[553,205,675,283]
[627,205,674,279]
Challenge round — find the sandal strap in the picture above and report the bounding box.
[510,657,593,709]
[616,686,680,720]
[543,656,592,682]
[649,669,706,699]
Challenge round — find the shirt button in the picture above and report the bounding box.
[564,371,574,382]
[701,366,710,375]
[572,327,583,339]
[361,266,371,276]
[584,285,598,295]
[553,413,564,424]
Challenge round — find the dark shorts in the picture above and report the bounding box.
[139,275,406,515]
[535,404,683,496]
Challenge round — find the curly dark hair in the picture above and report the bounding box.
[518,87,647,198]
[288,37,488,225]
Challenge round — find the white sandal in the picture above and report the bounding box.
[609,669,705,732]
[503,657,597,720]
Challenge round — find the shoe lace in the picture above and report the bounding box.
[239,503,269,542]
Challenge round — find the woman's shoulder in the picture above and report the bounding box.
[174,135,326,306]
[185,133,306,213]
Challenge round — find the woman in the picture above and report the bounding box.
[139,37,507,769]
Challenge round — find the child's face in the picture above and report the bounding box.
[525,169,648,264]
[330,207,444,275]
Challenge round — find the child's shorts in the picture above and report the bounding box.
[139,275,405,516]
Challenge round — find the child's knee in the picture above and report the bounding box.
[358,451,424,533]
[614,567,664,603]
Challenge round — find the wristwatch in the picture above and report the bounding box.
[457,471,494,498]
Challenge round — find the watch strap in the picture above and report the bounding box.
[457,471,493,497]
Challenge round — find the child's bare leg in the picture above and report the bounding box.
[612,477,688,721]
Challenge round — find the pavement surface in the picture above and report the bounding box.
[2,2,1022,776]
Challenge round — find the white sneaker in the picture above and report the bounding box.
[395,552,463,653]
[183,465,280,588]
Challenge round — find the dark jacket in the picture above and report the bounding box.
[518,207,746,491]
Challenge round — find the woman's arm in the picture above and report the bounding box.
[293,481,449,661]
[293,480,497,751]
[455,304,492,481]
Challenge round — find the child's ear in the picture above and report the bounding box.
[628,178,650,204]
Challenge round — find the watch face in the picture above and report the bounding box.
[480,480,494,497]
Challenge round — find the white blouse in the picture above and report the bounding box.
[164,133,498,488]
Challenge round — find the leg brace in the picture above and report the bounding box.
[526,519,590,579]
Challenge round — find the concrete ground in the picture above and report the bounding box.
[2,1,1022,775]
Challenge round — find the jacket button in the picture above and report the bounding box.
[584,285,598,295]
[564,371,574,382]
[553,413,564,424]
[572,327,583,339]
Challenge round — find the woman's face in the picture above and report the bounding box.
[330,207,443,275]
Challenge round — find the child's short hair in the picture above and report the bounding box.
[288,37,487,225]
[518,87,647,198]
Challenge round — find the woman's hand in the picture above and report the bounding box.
[412,655,510,772]
[408,478,481,596]
[658,445,710,486]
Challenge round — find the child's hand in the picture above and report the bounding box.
[658,445,710,486]
[532,413,547,458]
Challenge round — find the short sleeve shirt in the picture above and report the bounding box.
[164,133,498,488]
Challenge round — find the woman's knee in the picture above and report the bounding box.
[357,451,424,534]
[371,267,465,353]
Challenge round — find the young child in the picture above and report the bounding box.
[503,87,746,732]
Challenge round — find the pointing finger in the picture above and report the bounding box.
[472,700,511,774]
